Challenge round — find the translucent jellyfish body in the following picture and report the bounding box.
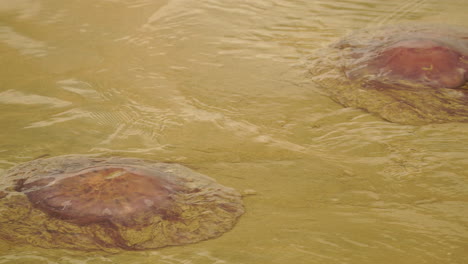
[309,24,468,124]
[0,156,244,251]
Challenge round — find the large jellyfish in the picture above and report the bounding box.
[0,156,244,251]
[308,24,468,124]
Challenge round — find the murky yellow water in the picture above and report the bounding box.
[1,0,467,263]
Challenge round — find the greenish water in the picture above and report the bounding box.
[1,0,467,263]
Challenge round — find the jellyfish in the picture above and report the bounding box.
[309,24,468,124]
[0,156,244,251]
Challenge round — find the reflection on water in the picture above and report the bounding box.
[0,0,467,263]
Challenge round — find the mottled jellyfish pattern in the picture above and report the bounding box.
[0,156,244,251]
[308,24,468,124]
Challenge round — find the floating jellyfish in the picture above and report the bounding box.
[308,24,468,124]
[0,156,244,251]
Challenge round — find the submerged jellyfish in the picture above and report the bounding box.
[0,156,244,251]
[309,24,468,124]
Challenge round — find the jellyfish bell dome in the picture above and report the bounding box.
[18,166,179,226]
[346,38,468,89]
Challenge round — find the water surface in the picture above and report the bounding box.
[1,0,467,263]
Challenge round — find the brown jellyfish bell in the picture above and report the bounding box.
[0,156,244,251]
[308,24,468,124]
